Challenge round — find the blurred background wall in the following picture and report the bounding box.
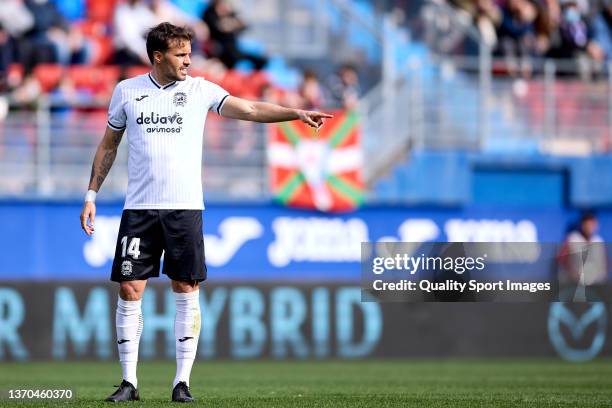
[1,0,611,362]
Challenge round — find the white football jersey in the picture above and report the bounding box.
[107,73,229,209]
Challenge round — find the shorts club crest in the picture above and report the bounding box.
[121,260,133,276]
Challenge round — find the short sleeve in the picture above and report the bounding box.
[202,79,230,115]
[107,84,127,131]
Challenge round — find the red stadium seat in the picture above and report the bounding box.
[33,64,64,92]
[87,0,117,23]
[248,71,270,89]
[242,71,270,97]
[74,20,109,37]
[220,70,245,96]
[68,65,120,94]
[125,65,151,78]
[239,91,259,100]
[188,68,207,79]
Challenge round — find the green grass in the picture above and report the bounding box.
[1,360,612,407]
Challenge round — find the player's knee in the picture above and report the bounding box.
[171,280,199,293]
[119,282,145,300]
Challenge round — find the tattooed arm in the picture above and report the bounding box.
[88,127,124,191]
[80,127,124,235]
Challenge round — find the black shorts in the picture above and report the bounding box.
[111,210,206,282]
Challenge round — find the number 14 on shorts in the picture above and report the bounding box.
[121,236,141,259]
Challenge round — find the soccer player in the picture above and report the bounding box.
[79,22,331,403]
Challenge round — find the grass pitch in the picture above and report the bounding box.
[0,359,611,407]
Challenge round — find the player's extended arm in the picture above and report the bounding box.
[220,96,333,128]
[79,127,124,235]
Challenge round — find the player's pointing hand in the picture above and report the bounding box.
[297,110,333,129]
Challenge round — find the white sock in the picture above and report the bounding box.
[116,297,143,388]
[173,290,201,388]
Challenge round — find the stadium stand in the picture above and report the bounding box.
[1,0,611,208]
[369,0,612,208]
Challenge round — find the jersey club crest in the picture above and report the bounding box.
[173,92,187,107]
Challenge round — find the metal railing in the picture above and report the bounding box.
[4,3,612,200]
[0,98,268,200]
[2,59,609,200]
[391,54,612,155]
[410,0,612,155]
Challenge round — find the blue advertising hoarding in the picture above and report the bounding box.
[0,201,610,281]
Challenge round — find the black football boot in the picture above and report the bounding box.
[105,380,140,402]
[172,381,194,403]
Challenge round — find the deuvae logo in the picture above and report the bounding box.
[136,112,183,125]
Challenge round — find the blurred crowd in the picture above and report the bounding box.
[433,0,612,76]
[0,0,361,111]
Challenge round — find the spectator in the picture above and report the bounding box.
[11,72,41,106]
[421,0,472,54]
[558,212,607,290]
[0,27,8,92]
[328,63,361,110]
[533,0,560,56]
[151,0,209,44]
[0,0,34,83]
[0,0,33,39]
[497,0,538,77]
[545,0,605,78]
[298,69,326,110]
[547,0,603,62]
[450,0,501,47]
[112,0,156,66]
[590,0,612,60]
[22,0,90,66]
[201,0,267,70]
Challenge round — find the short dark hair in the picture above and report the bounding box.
[580,212,597,223]
[146,22,193,64]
